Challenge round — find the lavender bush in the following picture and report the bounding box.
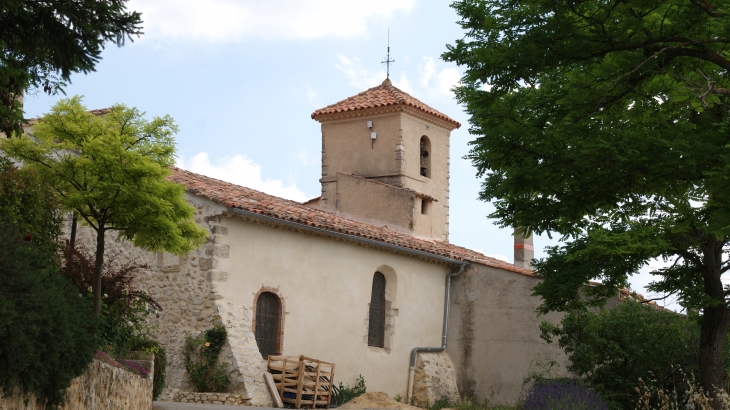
[524,380,608,410]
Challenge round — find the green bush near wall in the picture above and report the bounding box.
[540,301,730,409]
[0,158,98,409]
[0,226,98,409]
[184,326,230,393]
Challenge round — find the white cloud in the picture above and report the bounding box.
[129,0,415,43]
[394,72,412,93]
[305,84,318,105]
[419,56,436,87]
[488,253,510,262]
[437,67,461,96]
[417,56,461,99]
[177,152,308,202]
[335,55,386,89]
[295,148,309,166]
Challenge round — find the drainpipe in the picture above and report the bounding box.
[406,262,468,404]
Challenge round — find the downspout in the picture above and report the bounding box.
[406,262,468,404]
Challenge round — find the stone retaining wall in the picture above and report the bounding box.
[0,358,153,410]
[170,391,251,406]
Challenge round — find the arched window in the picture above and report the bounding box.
[420,136,431,178]
[368,272,386,347]
[255,292,281,359]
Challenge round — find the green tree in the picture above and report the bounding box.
[0,160,97,410]
[0,157,62,262]
[540,302,717,409]
[443,0,730,405]
[1,96,208,316]
[1,0,142,137]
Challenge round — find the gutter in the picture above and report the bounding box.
[225,207,470,403]
[405,262,468,404]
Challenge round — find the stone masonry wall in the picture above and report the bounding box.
[65,196,272,405]
[0,359,153,410]
[411,352,461,407]
[171,391,251,406]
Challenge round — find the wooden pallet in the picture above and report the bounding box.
[267,355,335,409]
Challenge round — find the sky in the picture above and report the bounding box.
[22,0,691,310]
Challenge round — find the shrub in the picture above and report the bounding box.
[539,301,726,409]
[523,380,608,410]
[130,338,167,401]
[634,370,730,410]
[60,244,161,356]
[60,241,167,399]
[0,224,98,409]
[336,374,366,405]
[184,326,230,392]
[0,157,62,263]
[0,159,96,409]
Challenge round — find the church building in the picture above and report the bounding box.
[68,79,569,406]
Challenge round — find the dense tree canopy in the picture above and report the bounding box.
[0,96,208,315]
[0,160,97,410]
[0,0,142,136]
[444,0,730,405]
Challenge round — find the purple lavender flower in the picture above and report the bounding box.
[121,360,149,377]
[524,380,608,410]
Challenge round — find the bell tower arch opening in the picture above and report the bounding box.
[419,136,431,178]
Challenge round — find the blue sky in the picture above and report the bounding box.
[22,0,682,309]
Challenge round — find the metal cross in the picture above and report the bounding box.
[381,29,395,78]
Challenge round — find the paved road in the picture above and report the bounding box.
[153,402,279,410]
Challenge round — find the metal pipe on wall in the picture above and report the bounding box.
[405,262,468,404]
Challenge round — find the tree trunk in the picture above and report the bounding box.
[700,237,730,410]
[93,228,105,316]
[700,304,730,409]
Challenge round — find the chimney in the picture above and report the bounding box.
[514,228,534,269]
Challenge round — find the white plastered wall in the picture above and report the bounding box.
[215,214,451,396]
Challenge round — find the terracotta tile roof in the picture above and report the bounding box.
[170,167,531,276]
[311,79,461,129]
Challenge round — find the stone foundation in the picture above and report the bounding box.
[411,352,460,407]
[170,391,252,406]
[0,359,153,410]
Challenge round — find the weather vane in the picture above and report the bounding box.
[381,29,395,78]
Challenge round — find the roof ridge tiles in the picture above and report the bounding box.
[311,81,460,128]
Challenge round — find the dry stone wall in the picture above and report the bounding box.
[411,352,460,407]
[0,359,153,410]
[171,391,251,405]
[64,196,272,405]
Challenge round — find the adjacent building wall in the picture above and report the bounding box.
[445,265,571,405]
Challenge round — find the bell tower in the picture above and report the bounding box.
[308,78,460,242]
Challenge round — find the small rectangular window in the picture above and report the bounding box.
[421,199,429,215]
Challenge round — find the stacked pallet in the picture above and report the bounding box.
[267,355,335,409]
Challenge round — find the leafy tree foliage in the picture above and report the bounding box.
[0,0,142,137]
[443,0,730,404]
[60,244,161,355]
[0,157,62,261]
[540,302,724,409]
[1,96,208,315]
[60,243,167,400]
[0,163,97,409]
